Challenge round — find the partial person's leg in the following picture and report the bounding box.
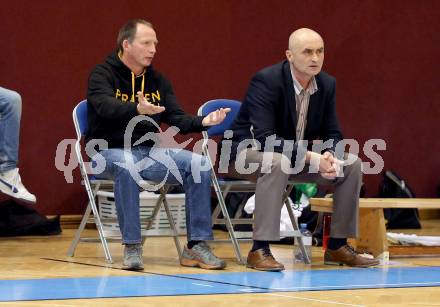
[93,147,144,270]
[324,154,378,267]
[245,151,290,241]
[290,153,361,239]
[94,148,143,244]
[0,87,21,171]
[0,87,36,203]
[330,153,362,239]
[228,150,378,269]
[227,149,290,271]
[139,147,225,269]
[292,153,379,267]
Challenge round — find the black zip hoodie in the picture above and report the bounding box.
[86,51,204,148]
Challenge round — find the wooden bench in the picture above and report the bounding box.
[310,198,440,261]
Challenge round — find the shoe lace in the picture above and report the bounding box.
[193,242,218,261]
[127,244,142,257]
[197,241,211,250]
[7,169,24,194]
[6,168,21,190]
[261,247,274,258]
[344,245,358,256]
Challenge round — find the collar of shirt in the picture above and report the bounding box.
[290,65,318,96]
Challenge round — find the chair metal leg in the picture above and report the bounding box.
[284,185,311,264]
[68,182,113,263]
[67,204,92,257]
[234,197,249,219]
[211,185,231,224]
[145,193,163,230]
[211,173,245,264]
[141,236,147,246]
[160,190,183,260]
[156,187,183,260]
[84,182,113,263]
[211,203,222,224]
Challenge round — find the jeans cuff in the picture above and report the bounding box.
[122,239,142,245]
[188,235,214,241]
[0,163,16,173]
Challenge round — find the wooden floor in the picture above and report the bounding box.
[1,220,440,306]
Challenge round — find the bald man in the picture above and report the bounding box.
[224,28,379,271]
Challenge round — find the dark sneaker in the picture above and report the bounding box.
[246,247,285,271]
[180,242,226,270]
[324,245,380,268]
[122,244,144,270]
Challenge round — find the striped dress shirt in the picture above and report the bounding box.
[290,66,318,141]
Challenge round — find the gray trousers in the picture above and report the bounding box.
[227,149,362,241]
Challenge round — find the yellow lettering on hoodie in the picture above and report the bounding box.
[152,90,161,103]
[144,93,151,102]
[115,89,160,104]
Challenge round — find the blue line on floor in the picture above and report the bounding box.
[179,266,440,291]
[1,266,440,301]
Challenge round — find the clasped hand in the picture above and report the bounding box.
[319,151,343,180]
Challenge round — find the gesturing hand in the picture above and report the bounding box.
[202,108,231,127]
[136,91,165,115]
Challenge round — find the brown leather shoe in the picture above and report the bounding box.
[246,248,285,271]
[324,245,380,268]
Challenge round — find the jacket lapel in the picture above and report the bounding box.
[305,75,322,138]
[282,61,297,134]
[305,92,317,138]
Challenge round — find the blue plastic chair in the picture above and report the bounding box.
[67,100,183,263]
[198,99,310,264]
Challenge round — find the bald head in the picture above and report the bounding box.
[288,28,323,52]
[285,28,325,85]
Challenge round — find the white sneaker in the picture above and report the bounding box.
[0,168,36,203]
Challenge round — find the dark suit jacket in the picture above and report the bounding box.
[228,60,343,163]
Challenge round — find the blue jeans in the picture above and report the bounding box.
[93,146,214,244]
[0,87,22,172]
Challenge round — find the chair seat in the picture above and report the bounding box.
[217,178,256,185]
[217,177,299,189]
[89,177,180,188]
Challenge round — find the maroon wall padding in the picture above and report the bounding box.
[1,0,439,214]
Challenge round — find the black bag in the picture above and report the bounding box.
[378,170,421,229]
[0,199,62,236]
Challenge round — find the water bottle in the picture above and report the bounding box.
[294,223,313,263]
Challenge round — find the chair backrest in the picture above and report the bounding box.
[72,100,91,180]
[197,99,241,137]
[72,99,88,139]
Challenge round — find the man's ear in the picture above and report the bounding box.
[122,39,130,51]
[285,49,293,62]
